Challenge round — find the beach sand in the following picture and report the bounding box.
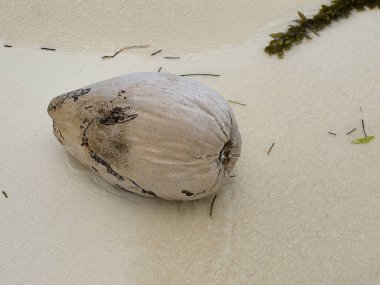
[0,1,380,284]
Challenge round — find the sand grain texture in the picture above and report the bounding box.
[0,2,380,284]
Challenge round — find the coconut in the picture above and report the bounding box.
[47,72,241,200]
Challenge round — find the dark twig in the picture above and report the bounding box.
[102,45,150,59]
[4,45,12,48]
[229,175,236,178]
[151,49,162,56]
[164,56,180,59]
[345,128,356,135]
[227,100,247,106]
[2,191,8,198]
[267,142,275,155]
[41,47,56,51]
[362,119,367,137]
[328,132,337,136]
[158,66,162,72]
[180,73,220,77]
[210,195,218,219]
[360,106,363,112]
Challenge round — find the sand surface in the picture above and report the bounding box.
[1,1,380,284]
[0,0,319,52]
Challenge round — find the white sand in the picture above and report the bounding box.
[1,2,380,284]
[0,0,321,52]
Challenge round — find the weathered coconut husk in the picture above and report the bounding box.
[48,72,241,201]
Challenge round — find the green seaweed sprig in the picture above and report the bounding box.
[265,0,380,58]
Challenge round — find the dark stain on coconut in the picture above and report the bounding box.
[181,190,194,196]
[48,88,91,111]
[117,179,156,197]
[219,140,233,167]
[58,130,64,140]
[89,151,124,181]
[100,107,138,125]
[81,120,94,147]
[67,88,91,102]
[141,189,156,196]
[129,177,147,192]
[116,184,155,197]
[118,90,126,97]
[116,184,134,193]
[52,124,64,144]
[125,177,155,196]
[48,104,57,111]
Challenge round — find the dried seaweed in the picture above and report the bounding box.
[351,136,375,144]
[265,0,380,58]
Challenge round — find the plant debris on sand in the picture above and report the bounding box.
[265,0,380,58]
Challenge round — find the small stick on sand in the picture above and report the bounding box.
[362,119,367,137]
[102,45,150,59]
[267,142,275,155]
[41,47,56,51]
[151,50,162,56]
[227,100,246,106]
[345,128,356,135]
[210,195,218,219]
